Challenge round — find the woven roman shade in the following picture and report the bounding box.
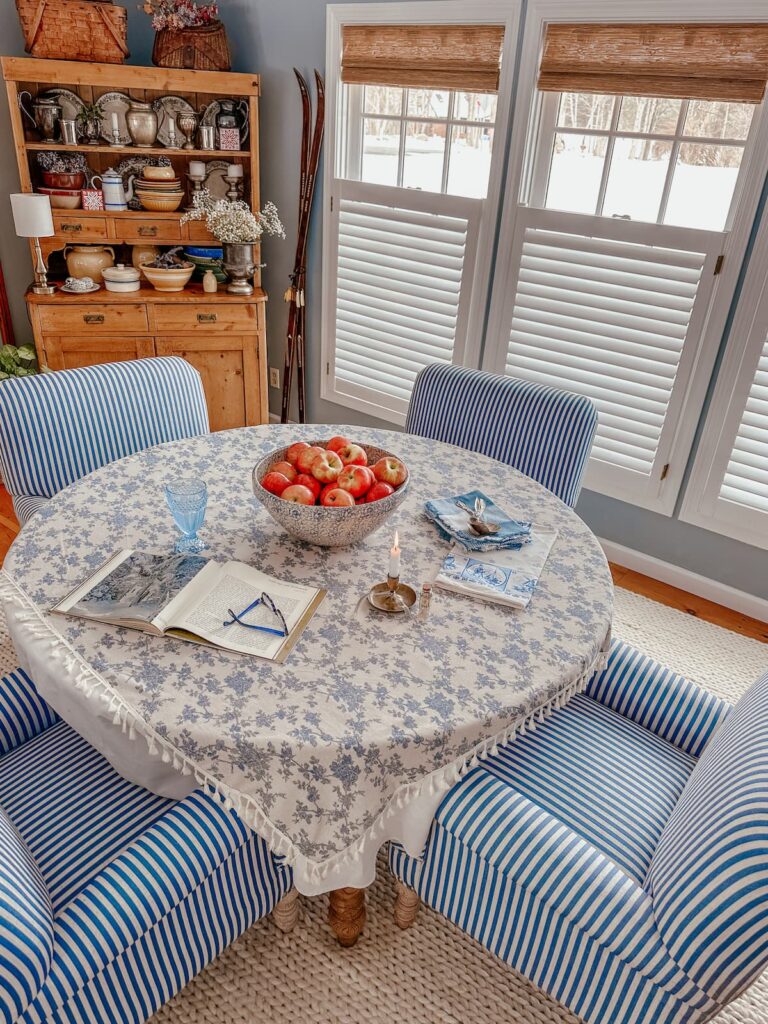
[341,24,505,93]
[537,23,768,103]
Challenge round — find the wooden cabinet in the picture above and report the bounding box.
[28,285,268,432]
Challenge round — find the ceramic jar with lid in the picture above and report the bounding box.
[102,264,141,293]
[64,245,116,283]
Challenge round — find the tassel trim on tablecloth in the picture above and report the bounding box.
[0,569,610,887]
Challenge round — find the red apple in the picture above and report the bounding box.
[372,456,407,487]
[286,441,311,466]
[337,464,373,499]
[326,435,350,454]
[271,460,297,482]
[296,445,325,474]
[365,481,395,502]
[337,442,368,467]
[320,486,355,508]
[261,471,292,496]
[311,449,343,483]
[281,484,315,505]
[295,472,321,501]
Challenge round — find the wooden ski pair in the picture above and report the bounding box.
[280,68,325,424]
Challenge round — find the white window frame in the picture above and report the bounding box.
[321,0,522,425]
[680,207,768,549]
[482,0,768,516]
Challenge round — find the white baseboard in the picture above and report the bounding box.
[599,538,768,624]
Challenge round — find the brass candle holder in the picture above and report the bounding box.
[367,574,417,614]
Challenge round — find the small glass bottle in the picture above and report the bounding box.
[202,268,218,293]
[418,582,432,622]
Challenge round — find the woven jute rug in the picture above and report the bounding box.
[2,590,766,1024]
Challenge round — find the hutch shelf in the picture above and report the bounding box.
[2,57,268,431]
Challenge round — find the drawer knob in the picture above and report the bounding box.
[61,223,82,233]
[197,313,217,323]
[83,313,105,324]
[138,226,157,237]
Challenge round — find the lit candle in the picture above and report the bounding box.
[227,163,243,178]
[388,530,401,579]
[110,111,119,133]
[189,160,206,178]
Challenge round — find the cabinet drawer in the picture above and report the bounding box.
[53,214,109,241]
[37,303,149,334]
[122,219,182,243]
[154,303,259,333]
[185,220,217,242]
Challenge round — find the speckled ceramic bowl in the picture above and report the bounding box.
[252,442,410,547]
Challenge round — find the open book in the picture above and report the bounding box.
[54,551,326,664]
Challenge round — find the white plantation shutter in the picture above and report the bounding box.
[720,336,768,512]
[492,208,723,509]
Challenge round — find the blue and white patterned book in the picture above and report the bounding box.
[434,529,558,608]
[424,489,532,552]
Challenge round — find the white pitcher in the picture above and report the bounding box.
[92,168,134,211]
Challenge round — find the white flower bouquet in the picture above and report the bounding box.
[181,191,285,244]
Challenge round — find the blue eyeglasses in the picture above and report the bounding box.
[222,592,288,637]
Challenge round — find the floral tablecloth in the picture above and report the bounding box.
[0,425,613,894]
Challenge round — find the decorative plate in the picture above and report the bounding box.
[38,88,85,124]
[61,283,101,294]
[153,95,197,148]
[114,156,172,210]
[200,99,249,144]
[203,159,230,200]
[98,91,132,145]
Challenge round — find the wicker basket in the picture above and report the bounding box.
[15,0,128,63]
[152,22,231,71]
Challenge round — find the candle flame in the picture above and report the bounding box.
[393,530,399,550]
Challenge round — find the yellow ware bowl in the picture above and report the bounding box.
[140,262,195,292]
[137,193,184,212]
[142,165,177,181]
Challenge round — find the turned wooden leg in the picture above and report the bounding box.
[393,880,420,929]
[328,886,366,947]
[272,888,300,933]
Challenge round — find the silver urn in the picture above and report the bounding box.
[222,242,256,295]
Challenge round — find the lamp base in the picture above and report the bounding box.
[31,282,56,295]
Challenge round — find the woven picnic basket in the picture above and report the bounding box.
[15,0,129,63]
[152,22,231,71]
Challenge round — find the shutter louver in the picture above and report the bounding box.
[335,199,468,410]
[505,226,707,476]
[720,337,768,513]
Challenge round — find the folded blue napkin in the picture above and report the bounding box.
[424,489,532,552]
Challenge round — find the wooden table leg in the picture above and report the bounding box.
[328,886,366,947]
[272,888,300,932]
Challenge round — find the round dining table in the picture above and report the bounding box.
[0,424,613,945]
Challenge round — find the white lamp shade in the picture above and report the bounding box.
[10,193,54,238]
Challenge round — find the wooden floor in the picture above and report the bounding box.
[0,485,764,642]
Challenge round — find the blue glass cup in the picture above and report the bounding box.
[165,478,208,553]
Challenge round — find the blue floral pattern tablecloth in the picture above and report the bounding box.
[0,425,613,894]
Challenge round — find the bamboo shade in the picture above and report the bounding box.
[537,23,768,103]
[341,24,505,93]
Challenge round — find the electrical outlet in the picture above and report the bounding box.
[269,367,280,389]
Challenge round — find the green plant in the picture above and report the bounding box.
[75,100,105,127]
[0,345,38,381]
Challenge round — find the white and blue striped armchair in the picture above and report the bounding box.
[0,667,291,1024]
[390,641,768,1024]
[0,357,209,526]
[407,363,598,508]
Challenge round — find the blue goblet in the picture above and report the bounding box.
[165,478,208,553]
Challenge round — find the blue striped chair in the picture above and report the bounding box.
[0,666,292,1024]
[0,357,209,527]
[390,641,768,1024]
[406,363,598,507]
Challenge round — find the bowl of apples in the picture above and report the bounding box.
[252,436,409,547]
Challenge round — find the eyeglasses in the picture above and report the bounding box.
[222,592,288,637]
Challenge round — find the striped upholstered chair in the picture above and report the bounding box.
[406,363,597,507]
[390,641,768,1024]
[0,357,209,526]
[0,665,292,1024]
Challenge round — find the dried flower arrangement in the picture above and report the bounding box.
[141,0,220,31]
[36,151,89,174]
[181,191,285,245]
[142,246,191,269]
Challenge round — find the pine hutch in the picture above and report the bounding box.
[2,57,268,431]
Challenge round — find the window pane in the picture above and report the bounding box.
[406,88,449,119]
[447,125,494,198]
[617,96,681,135]
[545,134,607,215]
[684,100,753,141]
[361,118,400,186]
[602,138,672,222]
[402,122,446,192]
[557,92,614,130]
[363,86,403,116]
[664,143,744,230]
[454,92,497,123]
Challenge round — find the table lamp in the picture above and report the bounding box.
[10,193,56,295]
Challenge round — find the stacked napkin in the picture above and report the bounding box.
[425,490,557,609]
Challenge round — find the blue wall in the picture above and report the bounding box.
[1,0,766,597]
